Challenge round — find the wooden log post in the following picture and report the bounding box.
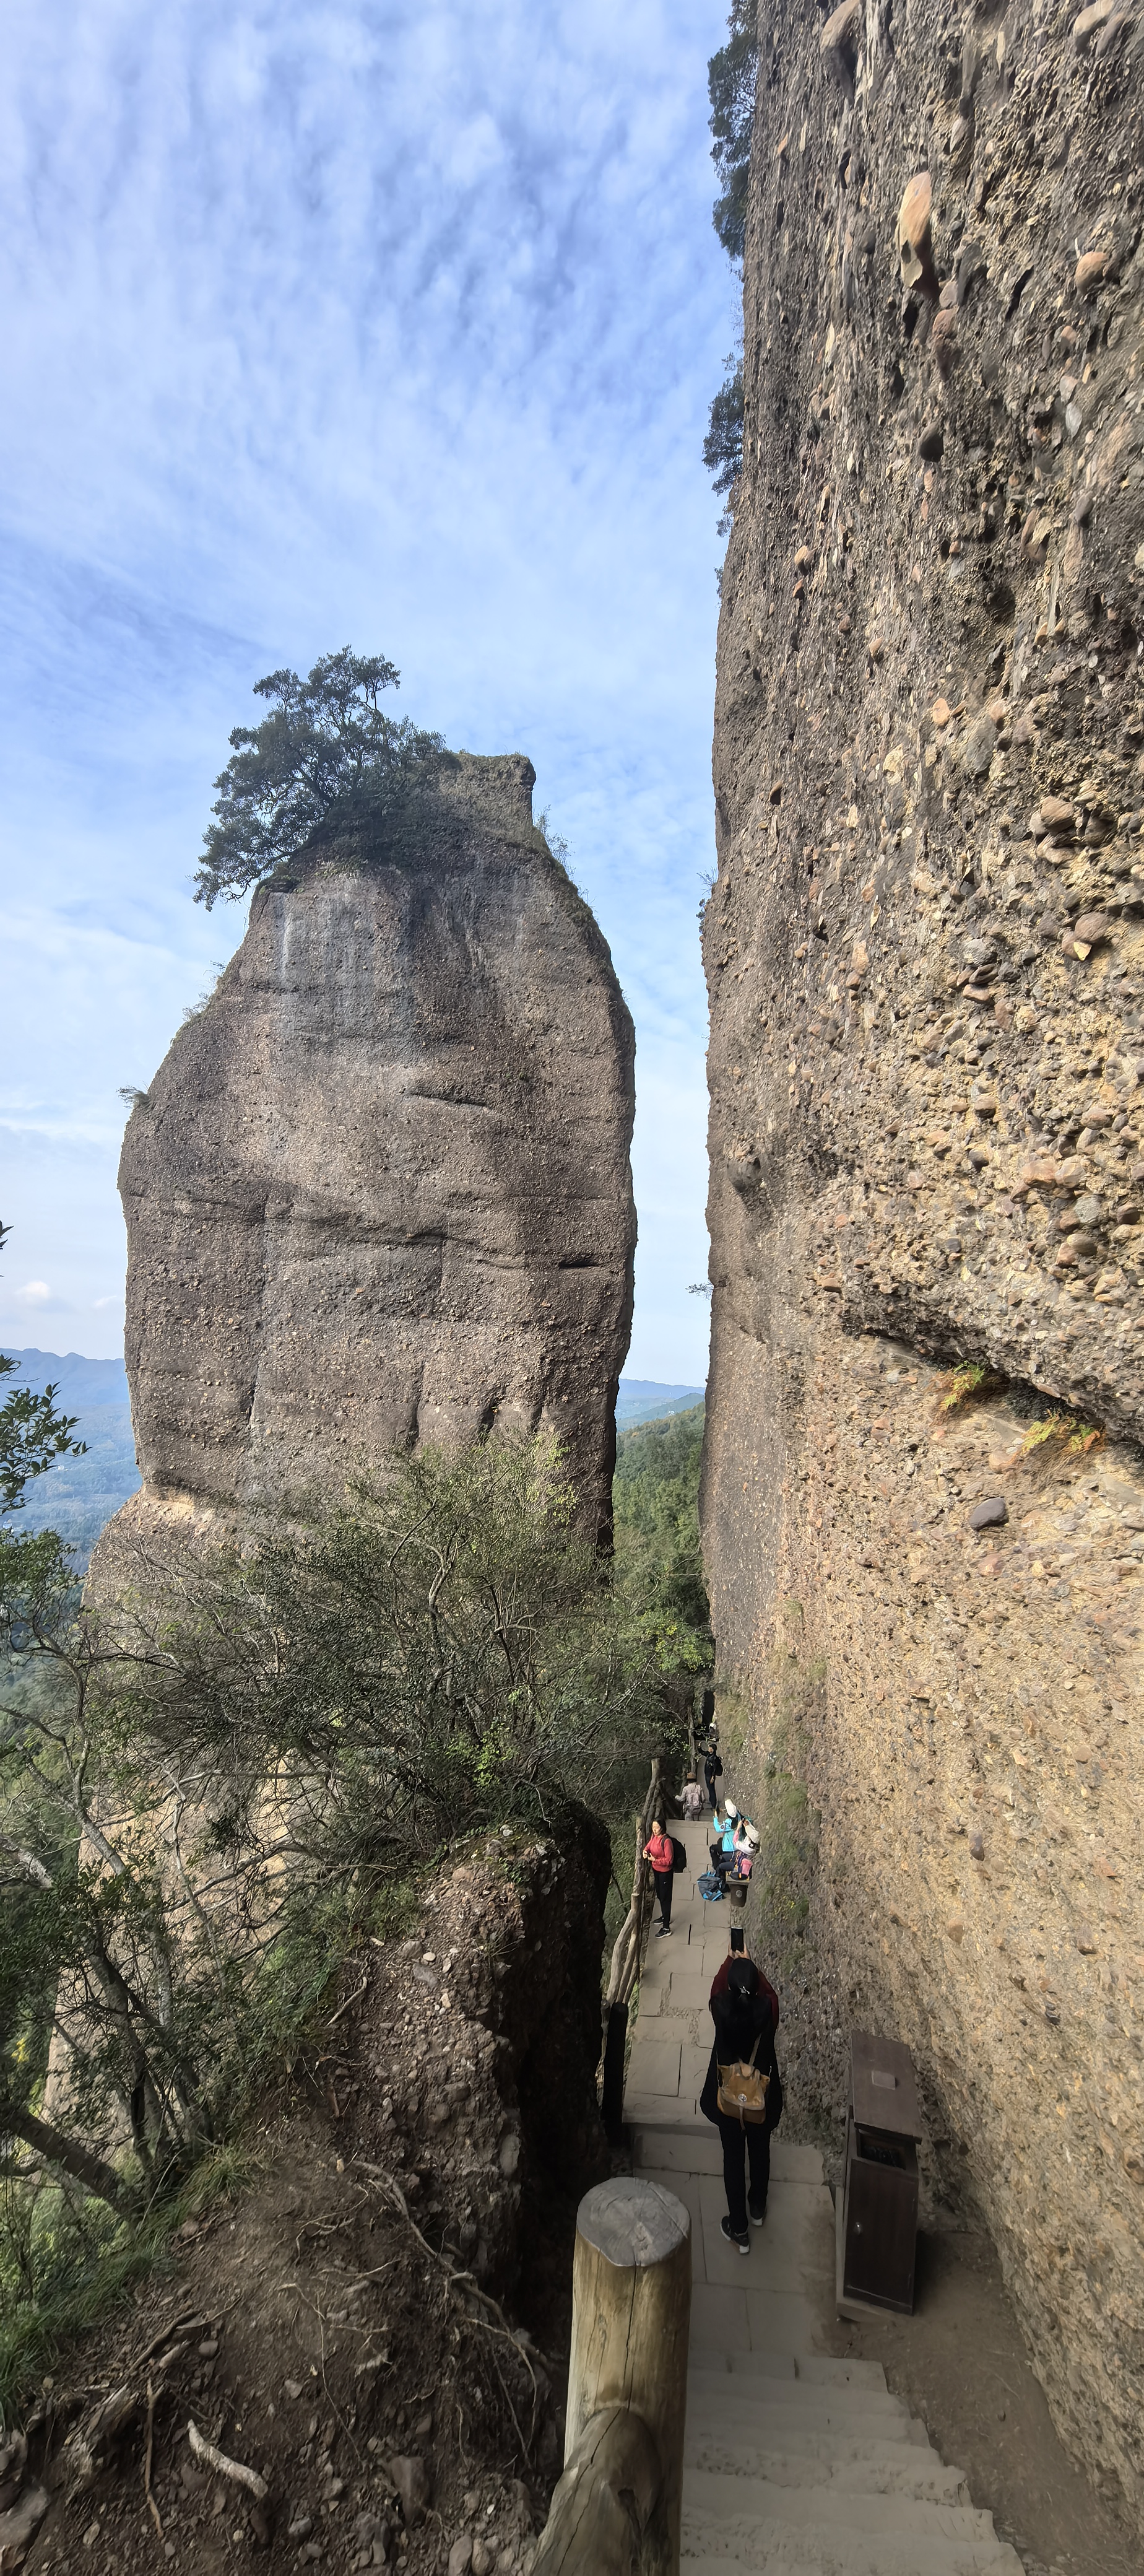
[534,2176,690,2576]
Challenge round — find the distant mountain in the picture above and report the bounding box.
[616,1377,704,1427]
[2,1347,139,1569]
[2,1347,129,1408]
[0,1352,704,1565]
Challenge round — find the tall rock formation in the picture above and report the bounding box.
[704,0,1143,2536]
[106,754,635,1559]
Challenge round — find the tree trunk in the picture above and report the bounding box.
[1,2100,137,2220]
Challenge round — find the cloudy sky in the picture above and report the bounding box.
[1,0,734,1382]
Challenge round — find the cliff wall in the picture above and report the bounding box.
[105,754,635,1557]
[704,0,1143,2529]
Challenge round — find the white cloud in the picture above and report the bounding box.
[17,1282,52,1305]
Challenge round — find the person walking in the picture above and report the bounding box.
[642,1817,675,1936]
[700,1956,782,2252]
[680,1773,704,1821]
[703,1741,723,1817]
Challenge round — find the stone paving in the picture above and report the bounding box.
[625,1817,1025,2574]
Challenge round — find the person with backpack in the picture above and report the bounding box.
[642,1818,676,1936]
[700,1956,782,2250]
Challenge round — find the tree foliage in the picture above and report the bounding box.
[613,1404,711,1668]
[0,1436,673,2276]
[703,360,745,505]
[194,647,449,909]
[708,0,758,264]
[0,1222,85,1518]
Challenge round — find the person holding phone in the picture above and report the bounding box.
[700,1953,783,2250]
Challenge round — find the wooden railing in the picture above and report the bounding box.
[532,2177,691,2575]
[600,1757,664,2142]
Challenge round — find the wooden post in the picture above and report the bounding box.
[560,2177,690,2576]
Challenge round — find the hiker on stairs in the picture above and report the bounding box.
[642,1817,675,1936]
[700,1956,783,2253]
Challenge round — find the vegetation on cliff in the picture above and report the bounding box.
[613,1403,711,1668]
[195,647,449,908]
[0,1429,693,2399]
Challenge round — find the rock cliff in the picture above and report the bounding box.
[106,754,635,1557]
[704,0,1143,2535]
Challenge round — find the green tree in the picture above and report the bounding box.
[612,1405,711,1670]
[704,359,744,505]
[0,1221,85,1518]
[194,646,449,909]
[708,0,758,264]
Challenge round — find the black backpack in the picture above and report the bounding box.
[670,1836,687,1874]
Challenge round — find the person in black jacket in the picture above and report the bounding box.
[700,1956,782,2252]
[702,1741,723,1817]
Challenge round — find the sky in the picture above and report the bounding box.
[1,0,734,1383]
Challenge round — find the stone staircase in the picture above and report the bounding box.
[625,1819,1024,2576]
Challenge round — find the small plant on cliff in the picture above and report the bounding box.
[194,648,448,908]
[1020,1410,1104,1461]
[933,1360,1000,1419]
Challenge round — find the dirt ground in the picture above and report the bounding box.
[817,2216,1138,2576]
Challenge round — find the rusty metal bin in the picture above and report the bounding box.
[836,2032,922,2320]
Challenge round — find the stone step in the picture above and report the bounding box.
[687,2399,929,2450]
[688,2368,902,2416]
[682,2531,1025,2576]
[685,2469,1002,2544]
[687,2382,914,2432]
[685,2359,896,2401]
[630,2122,825,2185]
[685,2436,967,2504]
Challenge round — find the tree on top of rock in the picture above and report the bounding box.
[708,0,758,266]
[195,647,448,908]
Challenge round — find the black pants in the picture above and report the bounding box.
[652,1867,673,1928]
[717,2111,771,2235]
[704,1762,719,1810]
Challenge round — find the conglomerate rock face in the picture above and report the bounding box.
[704,0,1143,2533]
[108,753,635,1554]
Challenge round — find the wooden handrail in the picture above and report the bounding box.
[533,2177,691,2575]
[600,1758,663,2141]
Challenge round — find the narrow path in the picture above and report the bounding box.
[625,1818,1024,2575]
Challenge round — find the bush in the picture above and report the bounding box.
[0,1438,672,2258]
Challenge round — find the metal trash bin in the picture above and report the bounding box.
[836,2032,922,2319]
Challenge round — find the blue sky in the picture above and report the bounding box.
[1,0,732,1380]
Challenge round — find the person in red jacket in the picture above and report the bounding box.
[643,1819,675,1936]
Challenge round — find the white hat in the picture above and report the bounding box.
[745,1825,760,1850]
[724,1801,739,1821]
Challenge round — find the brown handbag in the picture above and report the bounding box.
[717,2031,770,2125]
